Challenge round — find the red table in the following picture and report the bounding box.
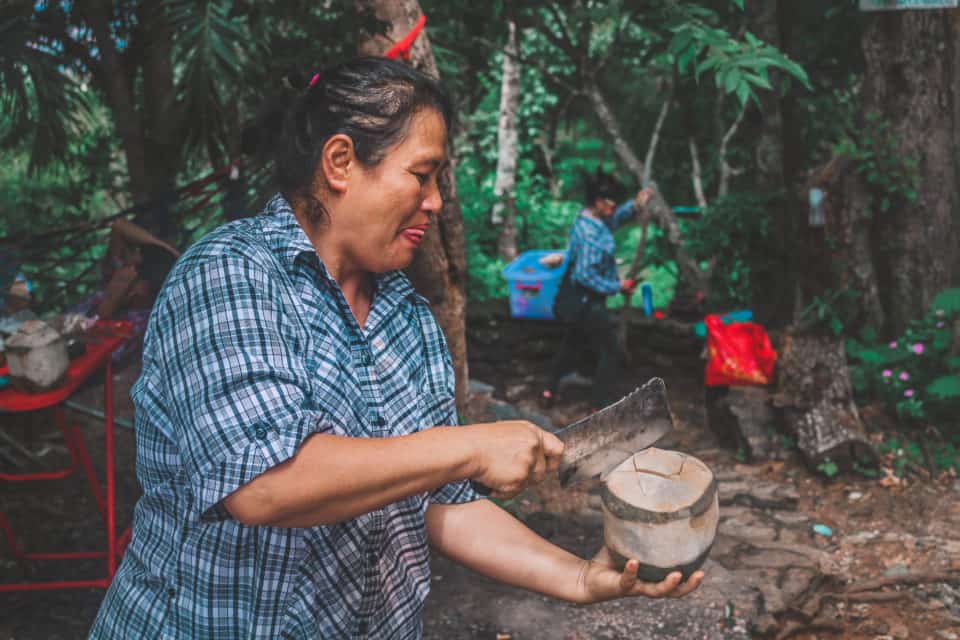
[0,320,133,591]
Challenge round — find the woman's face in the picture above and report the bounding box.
[332,108,447,274]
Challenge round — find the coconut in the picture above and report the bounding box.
[601,447,718,582]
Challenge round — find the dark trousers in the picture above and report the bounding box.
[546,300,625,408]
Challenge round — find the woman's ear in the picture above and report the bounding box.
[320,134,355,194]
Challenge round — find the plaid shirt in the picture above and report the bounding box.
[567,201,636,296]
[90,194,479,640]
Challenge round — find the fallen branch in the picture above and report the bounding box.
[845,571,959,594]
[842,591,910,603]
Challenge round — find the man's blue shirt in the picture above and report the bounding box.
[90,194,478,639]
[567,201,636,296]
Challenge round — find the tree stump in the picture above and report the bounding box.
[705,385,785,462]
[773,331,876,467]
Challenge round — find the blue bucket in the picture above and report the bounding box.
[501,250,568,320]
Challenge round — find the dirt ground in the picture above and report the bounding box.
[2,305,959,639]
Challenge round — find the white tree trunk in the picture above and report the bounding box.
[493,19,521,262]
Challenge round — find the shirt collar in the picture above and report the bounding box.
[259,192,419,305]
[260,193,316,270]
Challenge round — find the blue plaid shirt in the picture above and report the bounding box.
[567,201,636,296]
[90,194,479,640]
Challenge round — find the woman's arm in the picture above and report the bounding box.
[111,219,180,256]
[425,499,703,604]
[224,421,562,527]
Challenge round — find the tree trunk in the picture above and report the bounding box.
[806,157,886,330]
[89,1,180,240]
[746,0,792,327]
[87,0,148,201]
[861,10,958,336]
[355,0,470,410]
[583,79,708,297]
[138,3,178,241]
[493,19,521,262]
[774,331,876,468]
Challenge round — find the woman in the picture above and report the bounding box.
[90,58,700,639]
[543,169,654,410]
[68,218,179,362]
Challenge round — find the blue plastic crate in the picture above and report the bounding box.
[501,250,568,320]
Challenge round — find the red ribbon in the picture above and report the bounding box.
[384,14,426,60]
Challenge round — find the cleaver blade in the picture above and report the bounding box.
[556,377,674,487]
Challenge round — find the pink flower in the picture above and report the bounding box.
[912,343,925,355]
[882,369,893,378]
[904,389,914,398]
[937,321,946,329]
[899,371,910,381]
[889,341,897,349]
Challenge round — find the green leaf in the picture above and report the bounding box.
[724,69,742,93]
[931,288,960,315]
[735,81,750,107]
[927,375,960,399]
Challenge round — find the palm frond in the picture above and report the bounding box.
[0,14,93,171]
[164,0,256,162]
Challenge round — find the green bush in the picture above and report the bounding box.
[848,288,960,427]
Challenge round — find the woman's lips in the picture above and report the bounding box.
[401,226,428,246]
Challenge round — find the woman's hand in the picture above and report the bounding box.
[577,546,704,604]
[634,187,656,209]
[465,421,564,499]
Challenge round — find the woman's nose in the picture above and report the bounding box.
[421,177,443,214]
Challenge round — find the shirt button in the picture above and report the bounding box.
[372,416,386,427]
[255,427,268,440]
[167,587,176,598]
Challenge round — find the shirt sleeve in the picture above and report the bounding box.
[571,224,621,296]
[150,253,338,520]
[608,199,637,232]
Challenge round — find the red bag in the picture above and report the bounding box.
[704,314,777,386]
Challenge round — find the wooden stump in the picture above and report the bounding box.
[705,385,785,462]
[773,331,876,467]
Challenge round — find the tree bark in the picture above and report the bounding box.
[87,0,149,202]
[861,10,958,336]
[355,0,470,410]
[746,0,792,327]
[493,19,521,262]
[774,331,875,468]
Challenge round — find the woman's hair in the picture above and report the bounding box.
[138,244,177,294]
[583,167,625,205]
[243,57,453,222]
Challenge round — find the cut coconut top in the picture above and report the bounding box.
[605,448,714,514]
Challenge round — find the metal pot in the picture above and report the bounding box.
[5,320,69,392]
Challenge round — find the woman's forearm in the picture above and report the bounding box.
[224,427,476,527]
[426,500,589,603]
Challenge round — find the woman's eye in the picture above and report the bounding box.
[413,172,428,185]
